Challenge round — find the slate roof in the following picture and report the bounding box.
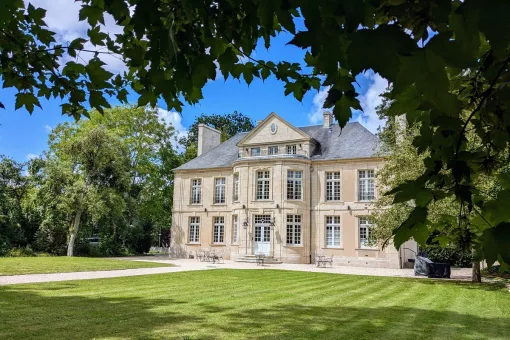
[174,122,381,171]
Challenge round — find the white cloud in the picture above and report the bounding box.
[26,153,38,160]
[27,0,127,74]
[157,108,188,150]
[44,125,52,133]
[307,87,330,125]
[356,71,389,133]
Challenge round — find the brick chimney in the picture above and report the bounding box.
[197,124,221,156]
[323,111,333,128]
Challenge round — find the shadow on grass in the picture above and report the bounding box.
[1,284,509,340]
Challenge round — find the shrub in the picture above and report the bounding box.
[421,244,473,267]
[0,235,12,256]
[97,235,125,257]
[33,227,67,256]
[124,222,153,255]
[8,246,35,257]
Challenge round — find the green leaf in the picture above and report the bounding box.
[284,81,309,101]
[260,66,271,81]
[481,222,510,266]
[347,25,416,82]
[395,49,461,115]
[87,26,107,46]
[89,91,110,114]
[137,91,158,107]
[243,67,254,85]
[15,93,41,114]
[277,10,295,33]
[62,62,86,78]
[68,38,87,58]
[393,206,429,248]
[415,189,433,207]
[497,172,510,189]
[287,31,314,49]
[85,59,113,86]
[191,55,216,87]
[27,3,46,24]
[78,5,105,26]
[332,95,358,127]
[217,47,238,79]
[482,189,510,226]
[432,235,450,248]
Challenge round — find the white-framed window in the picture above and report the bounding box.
[268,146,279,155]
[189,216,200,243]
[287,170,302,200]
[213,216,225,243]
[233,173,240,202]
[325,172,341,201]
[286,215,302,245]
[358,170,375,201]
[232,215,239,244]
[325,216,341,247]
[191,179,201,204]
[359,217,374,248]
[286,145,297,154]
[251,147,261,156]
[256,170,270,200]
[214,177,226,204]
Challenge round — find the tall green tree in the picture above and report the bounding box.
[3,1,510,265]
[78,106,182,247]
[43,126,131,256]
[0,156,31,252]
[180,111,254,161]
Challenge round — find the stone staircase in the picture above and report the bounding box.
[233,255,282,264]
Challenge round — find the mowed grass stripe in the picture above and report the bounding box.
[1,269,510,340]
[0,257,173,275]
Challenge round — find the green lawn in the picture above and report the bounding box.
[1,270,509,339]
[0,257,172,275]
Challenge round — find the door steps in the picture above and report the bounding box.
[233,255,282,264]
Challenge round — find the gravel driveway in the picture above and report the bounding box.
[0,258,474,286]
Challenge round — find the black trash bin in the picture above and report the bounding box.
[426,262,451,278]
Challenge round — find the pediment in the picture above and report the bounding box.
[238,112,311,146]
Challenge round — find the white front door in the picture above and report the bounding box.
[253,215,271,255]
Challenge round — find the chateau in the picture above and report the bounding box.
[170,112,416,268]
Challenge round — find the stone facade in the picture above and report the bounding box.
[171,113,416,268]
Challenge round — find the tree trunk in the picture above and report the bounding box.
[472,260,482,283]
[67,208,83,257]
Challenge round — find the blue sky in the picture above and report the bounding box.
[0,1,388,162]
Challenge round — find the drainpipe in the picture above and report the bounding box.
[309,165,313,264]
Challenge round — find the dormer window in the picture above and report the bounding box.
[251,147,261,156]
[286,145,297,154]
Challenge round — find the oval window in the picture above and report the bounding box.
[270,123,277,134]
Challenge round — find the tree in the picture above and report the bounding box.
[371,102,500,281]
[78,106,182,250]
[43,127,131,256]
[4,1,510,266]
[0,156,43,254]
[180,111,255,161]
